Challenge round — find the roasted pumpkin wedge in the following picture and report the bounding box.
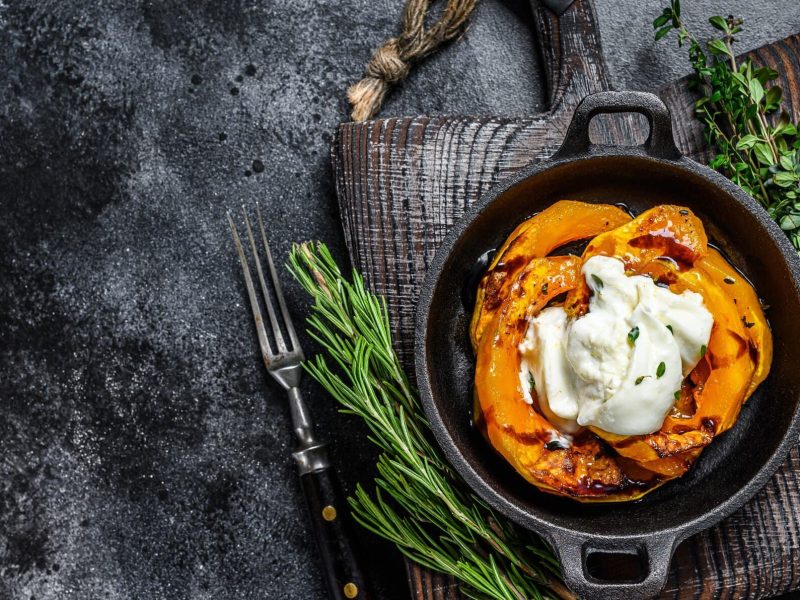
[564,205,708,318]
[471,202,772,501]
[470,200,630,349]
[697,249,772,398]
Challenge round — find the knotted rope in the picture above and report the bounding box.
[347,0,478,121]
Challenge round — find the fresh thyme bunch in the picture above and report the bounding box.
[654,0,800,250]
[289,242,570,600]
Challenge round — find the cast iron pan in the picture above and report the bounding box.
[415,91,800,599]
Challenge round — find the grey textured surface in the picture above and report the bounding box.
[596,0,800,93]
[1,1,799,599]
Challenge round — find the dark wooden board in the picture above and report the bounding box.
[332,1,800,597]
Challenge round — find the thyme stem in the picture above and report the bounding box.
[654,0,800,250]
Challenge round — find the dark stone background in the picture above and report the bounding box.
[1,1,799,599]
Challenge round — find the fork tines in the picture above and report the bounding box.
[227,205,302,365]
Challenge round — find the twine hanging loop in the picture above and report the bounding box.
[347,0,478,121]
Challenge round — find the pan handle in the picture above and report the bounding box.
[552,90,682,160]
[547,529,677,599]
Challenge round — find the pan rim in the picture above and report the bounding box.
[414,145,800,544]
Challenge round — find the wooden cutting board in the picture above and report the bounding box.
[331,0,800,597]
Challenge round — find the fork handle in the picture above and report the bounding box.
[296,449,373,600]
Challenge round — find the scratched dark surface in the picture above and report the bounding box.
[1,1,800,599]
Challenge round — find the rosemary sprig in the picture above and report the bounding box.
[654,0,800,250]
[288,242,571,600]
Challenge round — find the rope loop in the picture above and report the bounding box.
[347,0,478,121]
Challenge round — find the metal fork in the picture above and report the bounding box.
[228,206,371,600]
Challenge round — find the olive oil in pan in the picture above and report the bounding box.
[462,249,495,311]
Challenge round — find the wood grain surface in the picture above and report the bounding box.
[332,1,800,597]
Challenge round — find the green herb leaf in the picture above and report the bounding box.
[591,274,604,289]
[731,71,748,88]
[674,390,682,401]
[529,373,536,391]
[774,170,799,187]
[780,213,800,231]
[749,78,765,105]
[765,86,782,109]
[627,326,640,345]
[709,154,727,169]
[655,26,672,41]
[754,142,774,166]
[666,324,674,334]
[754,66,779,82]
[735,134,760,150]
[708,15,728,32]
[707,38,730,56]
[653,13,671,28]
[656,362,666,378]
[700,344,708,358]
[779,153,795,171]
[635,376,646,385]
[541,282,549,295]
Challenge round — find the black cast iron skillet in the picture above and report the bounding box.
[415,91,800,599]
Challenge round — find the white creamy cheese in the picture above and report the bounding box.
[519,255,713,436]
